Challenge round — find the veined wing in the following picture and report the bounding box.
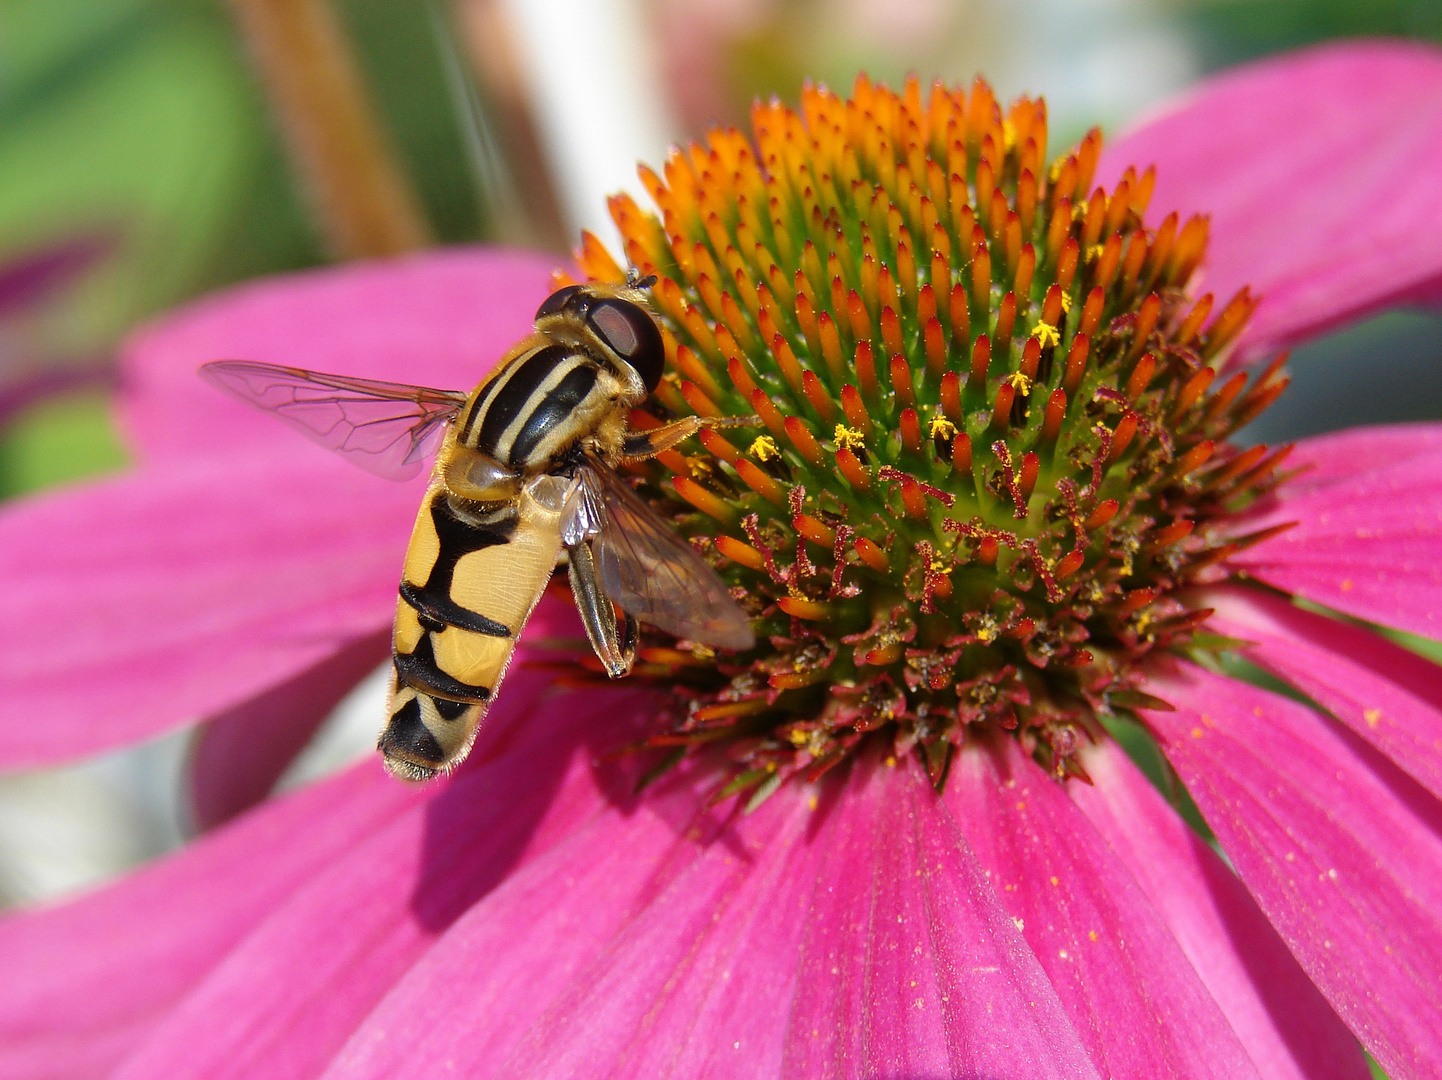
[200,360,468,480]
[582,462,755,650]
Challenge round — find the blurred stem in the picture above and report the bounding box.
[227,0,432,258]
[450,0,568,252]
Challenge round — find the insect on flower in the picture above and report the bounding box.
[201,277,756,780]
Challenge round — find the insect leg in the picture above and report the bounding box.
[619,608,639,658]
[620,414,760,461]
[566,540,635,677]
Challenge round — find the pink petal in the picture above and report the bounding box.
[1207,585,1442,801]
[1070,737,1369,1080]
[783,760,1099,1079]
[1264,422,1442,498]
[1230,435,1442,640]
[1101,41,1442,363]
[186,630,389,831]
[326,753,1103,1080]
[946,737,1264,1080]
[0,453,412,766]
[104,677,655,1080]
[118,248,560,464]
[0,762,423,1080]
[1144,662,1442,1080]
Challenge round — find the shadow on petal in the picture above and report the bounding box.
[187,629,391,831]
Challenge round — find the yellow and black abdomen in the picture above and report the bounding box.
[380,480,565,780]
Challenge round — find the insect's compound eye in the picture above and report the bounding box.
[587,298,665,392]
[535,284,582,322]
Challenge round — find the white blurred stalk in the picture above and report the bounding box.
[0,731,188,908]
[492,0,677,250]
[0,662,390,910]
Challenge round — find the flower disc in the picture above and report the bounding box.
[572,75,1291,797]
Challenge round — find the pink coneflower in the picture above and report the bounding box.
[2,39,1442,1080]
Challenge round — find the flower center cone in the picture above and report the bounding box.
[569,74,1292,800]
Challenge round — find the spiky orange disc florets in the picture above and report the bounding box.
[568,75,1290,799]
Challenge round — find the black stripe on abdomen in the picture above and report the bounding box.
[399,581,509,636]
[394,634,492,701]
[401,495,517,636]
[379,697,446,762]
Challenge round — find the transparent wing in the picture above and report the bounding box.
[200,360,468,480]
[583,462,755,650]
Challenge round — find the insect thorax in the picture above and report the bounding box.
[453,339,637,476]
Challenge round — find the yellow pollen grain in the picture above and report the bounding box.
[1060,292,1073,313]
[1084,243,1105,261]
[1006,372,1033,394]
[749,435,781,462]
[1341,579,1354,591]
[928,414,957,440]
[833,423,867,450]
[1071,202,1086,222]
[1002,119,1018,151]
[808,795,818,810]
[1364,708,1383,728]
[1029,322,1060,348]
[1118,535,1139,576]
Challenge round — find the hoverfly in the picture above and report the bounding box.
[201,278,755,781]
